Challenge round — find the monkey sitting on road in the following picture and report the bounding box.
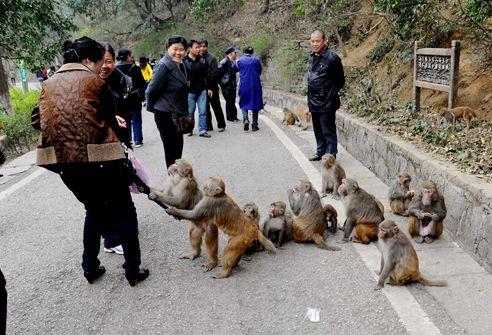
[323,204,338,234]
[288,180,340,250]
[262,201,294,247]
[338,179,384,244]
[388,172,414,216]
[165,177,276,279]
[320,154,346,198]
[243,202,263,254]
[148,160,219,272]
[408,181,447,244]
[375,220,447,290]
[281,108,298,126]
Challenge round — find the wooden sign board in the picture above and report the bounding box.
[413,40,460,112]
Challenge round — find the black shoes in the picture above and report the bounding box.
[126,268,150,287]
[308,154,322,161]
[84,266,106,284]
[199,132,211,138]
[244,122,249,131]
[252,124,259,132]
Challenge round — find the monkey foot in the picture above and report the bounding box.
[337,238,349,244]
[374,270,380,275]
[414,236,424,244]
[179,252,199,260]
[374,284,383,291]
[424,236,434,244]
[241,255,253,261]
[202,261,218,272]
[211,271,230,279]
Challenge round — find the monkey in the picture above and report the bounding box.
[148,160,219,271]
[440,106,477,129]
[287,180,340,250]
[407,181,446,244]
[374,220,447,290]
[165,177,276,279]
[320,154,346,198]
[388,172,414,216]
[281,107,298,126]
[338,178,384,244]
[243,202,263,254]
[262,201,294,247]
[322,204,338,234]
[293,104,311,130]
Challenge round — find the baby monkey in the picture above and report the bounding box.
[321,154,346,198]
[262,201,293,247]
[375,220,447,290]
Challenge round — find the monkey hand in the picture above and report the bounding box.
[407,191,415,198]
[431,213,441,221]
[374,283,384,291]
[148,191,158,201]
[165,207,181,220]
[416,211,426,220]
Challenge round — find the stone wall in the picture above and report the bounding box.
[264,88,492,271]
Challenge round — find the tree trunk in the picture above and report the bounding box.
[0,58,11,114]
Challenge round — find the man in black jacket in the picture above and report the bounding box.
[201,40,226,132]
[218,47,240,122]
[0,133,6,335]
[116,48,146,147]
[306,30,345,161]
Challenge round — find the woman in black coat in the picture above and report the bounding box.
[146,35,190,168]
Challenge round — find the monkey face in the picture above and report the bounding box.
[321,154,335,168]
[422,188,434,206]
[175,159,192,178]
[203,177,225,196]
[301,181,312,192]
[243,203,258,218]
[269,202,285,217]
[378,220,398,240]
[293,181,302,192]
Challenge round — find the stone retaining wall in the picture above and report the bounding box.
[264,88,492,271]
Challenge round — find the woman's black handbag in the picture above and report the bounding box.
[162,98,194,135]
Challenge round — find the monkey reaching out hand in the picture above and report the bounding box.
[288,180,340,250]
[407,181,447,244]
[262,201,294,247]
[388,172,414,216]
[375,220,447,290]
[165,177,276,279]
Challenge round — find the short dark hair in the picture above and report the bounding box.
[189,39,201,48]
[117,48,132,61]
[201,40,208,47]
[101,43,115,61]
[139,56,148,64]
[311,30,326,39]
[243,46,254,55]
[167,35,188,49]
[61,36,104,64]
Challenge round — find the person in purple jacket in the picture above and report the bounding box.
[233,46,264,132]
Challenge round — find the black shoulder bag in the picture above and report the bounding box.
[162,97,194,135]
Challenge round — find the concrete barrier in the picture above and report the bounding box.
[264,88,492,271]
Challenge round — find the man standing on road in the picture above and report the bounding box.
[0,132,7,335]
[184,40,212,138]
[233,46,264,132]
[306,30,345,161]
[218,47,240,123]
[201,40,226,132]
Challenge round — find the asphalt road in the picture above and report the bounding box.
[0,103,489,334]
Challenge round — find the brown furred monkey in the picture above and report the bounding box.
[323,204,338,234]
[407,181,447,244]
[388,172,414,216]
[320,154,346,198]
[375,220,447,290]
[262,201,294,247]
[243,202,263,254]
[148,160,219,271]
[338,179,384,244]
[281,108,298,126]
[293,104,311,130]
[287,180,340,250]
[165,177,277,279]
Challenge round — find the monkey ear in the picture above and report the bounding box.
[213,186,223,195]
[279,208,284,215]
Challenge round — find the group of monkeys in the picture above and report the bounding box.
[147,155,448,290]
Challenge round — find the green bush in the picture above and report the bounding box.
[367,34,394,62]
[243,28,276,65]
[0,88,40,156]
[275,41,309,83]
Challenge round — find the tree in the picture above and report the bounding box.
[0,0,75,112]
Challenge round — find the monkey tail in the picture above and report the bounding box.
[257,231,277,254]
[417,274,447,287]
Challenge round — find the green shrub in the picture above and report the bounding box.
[0,88,40,156]
[367,34,394,62]
[275,40,309,84]
[243,28,276,65]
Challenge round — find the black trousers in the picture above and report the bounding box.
[311,111,338,156]
[206,85,226,130]
[60,163,142,279]
[221,87,238,121]
[0,268,6,335]
[154,112,184,168]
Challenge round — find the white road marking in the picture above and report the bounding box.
[0,168,46,201]
[260,114,441,335]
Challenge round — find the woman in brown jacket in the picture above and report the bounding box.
[36,37,149,286]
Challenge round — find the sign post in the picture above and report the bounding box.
[413,40,460,113]
[19,60,28,94]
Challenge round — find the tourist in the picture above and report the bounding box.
[306,30,345,161]
[218,47,239,122]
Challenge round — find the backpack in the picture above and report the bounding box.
[116,64,139,100]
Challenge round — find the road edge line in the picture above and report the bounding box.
[0,168,46,201]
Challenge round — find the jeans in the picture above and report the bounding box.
[154,112,184,168]
[188,90,207,134]
[129,104,143,144]
[60,163,142,279]
[311,111,338,156]
[242,110,259,126]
